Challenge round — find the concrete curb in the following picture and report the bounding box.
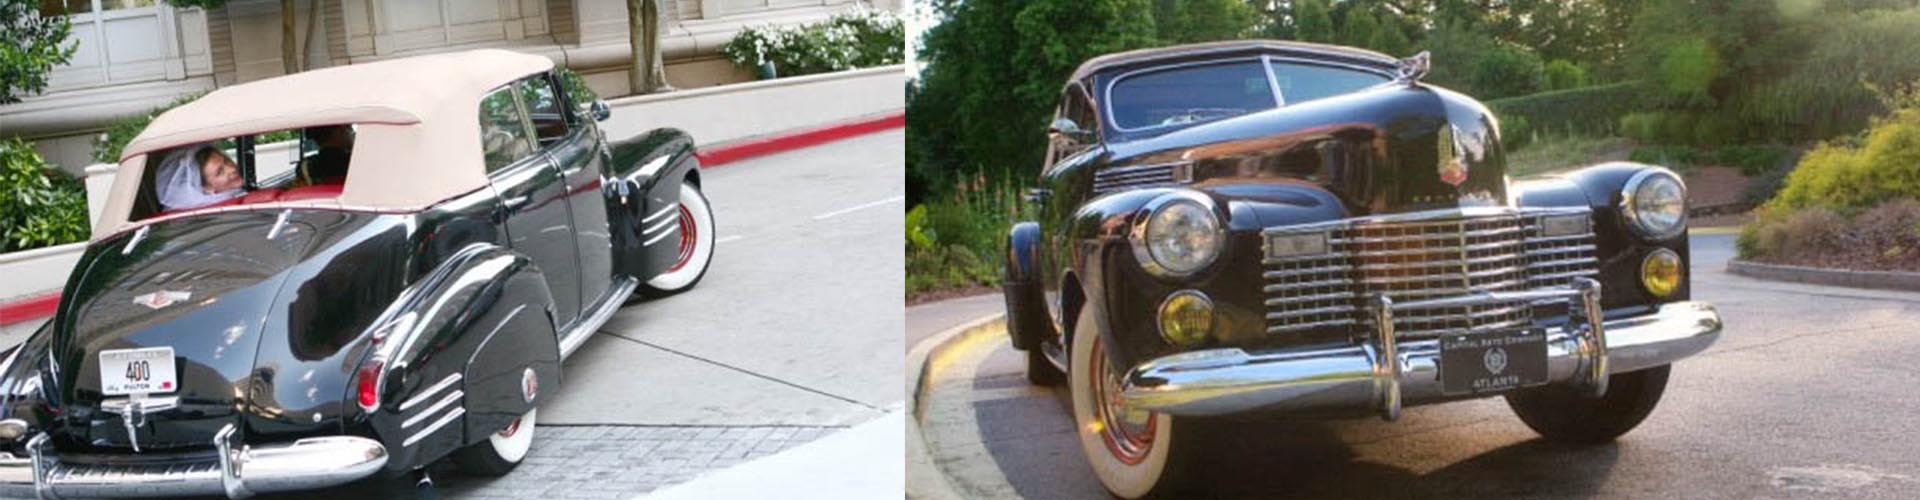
[1727,259,1920,291]
[905,312,1006,500]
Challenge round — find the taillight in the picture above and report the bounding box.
[356,358,386,412]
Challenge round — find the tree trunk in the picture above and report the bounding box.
[625,0,672,94]
[281,0,298,74]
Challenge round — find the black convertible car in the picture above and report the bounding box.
[1001,41,1723,498]
[0,49,715,498]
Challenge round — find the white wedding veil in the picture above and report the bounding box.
[156,144,243,211]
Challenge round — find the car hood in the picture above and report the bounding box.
[1104,82,1509,216]
[46,210,408,453]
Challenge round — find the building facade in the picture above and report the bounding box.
[5,0,892,172]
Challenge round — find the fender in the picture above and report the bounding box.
[352,243,558,473]
[1520,161,1691,306]
[606,128,701,280]
[1004,222,1050,350]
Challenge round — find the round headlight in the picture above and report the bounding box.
[1621,169,1687,240]
[1641,248,1682,298]
[1158,291,1215,346]
[1132,194,1222,277]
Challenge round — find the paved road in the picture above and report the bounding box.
[271,130,904,499]
[916,232,1920,499]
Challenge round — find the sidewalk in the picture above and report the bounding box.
[640,412,905,499]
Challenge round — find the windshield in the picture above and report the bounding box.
[1106,59,1391,134]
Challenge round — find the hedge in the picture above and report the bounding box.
[1486,81,1646,138]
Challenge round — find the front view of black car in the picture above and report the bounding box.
[1000,41,1723,499]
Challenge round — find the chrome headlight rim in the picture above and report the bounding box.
[1128,190,1225,279]
[1619,168,1688,241]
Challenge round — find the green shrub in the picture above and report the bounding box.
[1499,114,1532,151]
[93,93,204,164]
[904,176,1029,296]
[0,139,89,252]
[1469,44,1545,99]
[1488,82,1644,137]
[719,6,904,77]
[1619,112,1661,143]
[1769,108,1920,211]
[1628,145,1700,167]
[1691,113,1742,146]
[1709,145,1793,177]
[1542,60,1587,91]
[1737,206,1845,260]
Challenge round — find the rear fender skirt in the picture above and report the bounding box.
[353,243,556,472]
[607,128,699,279]
[460,302,561,445]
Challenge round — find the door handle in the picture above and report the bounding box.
[503,195,532,210]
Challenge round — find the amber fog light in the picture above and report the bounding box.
[1159,290,1215,346]
[1641,248,1682,298]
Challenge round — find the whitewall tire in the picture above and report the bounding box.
[1069,306,1196,499]
[639,183,715,297]
[453,408,537,476]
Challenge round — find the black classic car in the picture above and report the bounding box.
[1001,41,1723,498]
[0,49,715,498]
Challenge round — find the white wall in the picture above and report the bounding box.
[600,64,904,146]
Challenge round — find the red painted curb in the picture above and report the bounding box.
[0,112,908,325]
[0,292,60,327]
[695,111,905,167]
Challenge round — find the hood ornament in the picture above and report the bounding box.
[133,290,192,310]
[1396,51,1430,84]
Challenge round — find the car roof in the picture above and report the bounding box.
[96,49,553,239]
[1068,40,1399,84]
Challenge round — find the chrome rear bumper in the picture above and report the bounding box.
[1121,280,1722,419]
[0,424,388,499]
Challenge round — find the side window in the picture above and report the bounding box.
[479,86,534,173]
[517,75,570,147]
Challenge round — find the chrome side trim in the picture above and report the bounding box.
[642,204,677,224]
[122,225,149,255]
[397,373,462,412]
[641,224,679,246]
[642,210,679,235]
[402,390,463,429]
[402,407,465,448]
[266,210,292,240]
[557,277,637,359]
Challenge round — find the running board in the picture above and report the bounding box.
[558,278,638,359]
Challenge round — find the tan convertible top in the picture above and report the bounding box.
[96,49,553,238]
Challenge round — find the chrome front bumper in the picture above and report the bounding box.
[1122,280,1723,420]
[0,424,388,499]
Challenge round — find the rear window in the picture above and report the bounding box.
[130,124,359,221]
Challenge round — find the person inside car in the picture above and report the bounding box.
[156,145,245,211]
[300,125,353,185]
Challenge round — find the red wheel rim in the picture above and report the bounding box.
[666,203,697,272]
[1090,339,1155,465]
[498,417,522,438]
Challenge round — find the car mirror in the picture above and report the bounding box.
[589,101,612,122]
[1049,118,1093,144]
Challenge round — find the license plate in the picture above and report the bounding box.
[99,347,177,396]
[1439,328,1548,395]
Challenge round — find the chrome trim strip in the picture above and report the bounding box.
[266,210,292,240]
[557,277,637,359]
[642,204,677,224]
[402,407,464,448]
[642,224,679,246]
[402,390,463,429]
[398,373,462,412]
[642,210,679,235]
[122,225,149,255]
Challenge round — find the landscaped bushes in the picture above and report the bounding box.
[1740,99,1920,265]
[1487,82,1643,138]
[905,178,1025,296]
[720,7,904,79]
[92,93,204,164]
[1767,108,1920,211]
[0,139,89,252]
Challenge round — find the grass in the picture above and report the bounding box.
[1506,135,1633,177]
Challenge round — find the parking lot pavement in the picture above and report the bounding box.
[264,130,904,499]
[914,232,1920,499]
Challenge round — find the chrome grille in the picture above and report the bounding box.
[1262,208,1599,338]
[1092,162,1191,194]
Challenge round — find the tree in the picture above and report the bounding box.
[1369,14,1414,56]
[626,0,672,94]
[1152,0,1258,44]
[1294,0,1335,43]
[0,0,76,104]
[1470,44,1545,99]
[1338,7,1379,49]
